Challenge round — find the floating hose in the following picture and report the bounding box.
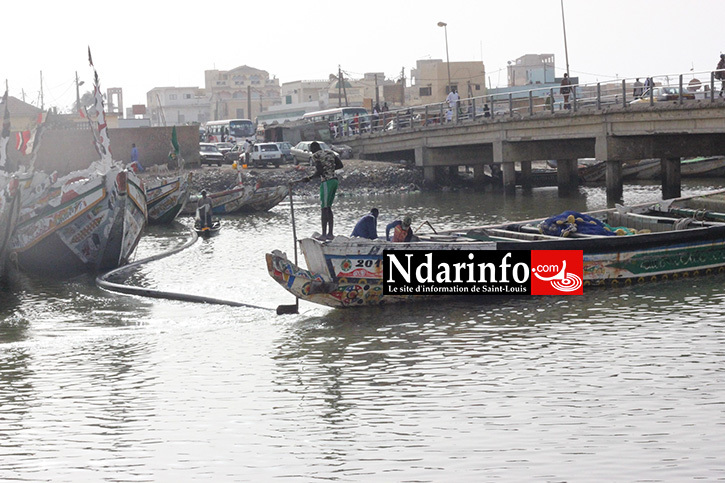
[96,226,274,311]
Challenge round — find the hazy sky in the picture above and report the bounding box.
[2,0,722,112]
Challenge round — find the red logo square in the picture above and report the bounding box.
[530,250,583,295]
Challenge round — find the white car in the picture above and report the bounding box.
[250,142,283,168]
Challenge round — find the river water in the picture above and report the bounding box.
[2,180,725,481]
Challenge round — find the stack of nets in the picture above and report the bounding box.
[538,211,616,237]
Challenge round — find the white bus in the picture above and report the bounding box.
[204,119,256,143]
[302,107,370,137]
[302,107,369,124]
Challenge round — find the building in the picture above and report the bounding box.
[205,65,281,122]
[0,96,43,131]
[146,86,211,126]
[281,79,330,107]
[410,59,486,106]
[507,54,556,87]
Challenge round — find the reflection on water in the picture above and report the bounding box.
[1,180,725,480]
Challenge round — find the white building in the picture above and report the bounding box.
[146,86,211,126]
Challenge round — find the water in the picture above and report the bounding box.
[2,181,725,481]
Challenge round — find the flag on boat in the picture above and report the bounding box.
[21,112,47,158]
[171,126,180,156]
[0,89,10,168]
[85,47,112,163]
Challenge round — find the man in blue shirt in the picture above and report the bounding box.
[350,208,379,239]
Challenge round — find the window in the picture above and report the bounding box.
[474,84,481,91]
[419,86,432,96]
[185,94,191,99]
[169,94,177,100]
[285,95,292,104]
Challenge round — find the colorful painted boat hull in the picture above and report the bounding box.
[267,189,725,308]
[0,174,21,280]
[183,184,287,215]
[10,165,147,276]
[145,172,192,224]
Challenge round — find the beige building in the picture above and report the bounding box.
[410,59,486,105]
[507,54,556,87]
[205,65,281,122]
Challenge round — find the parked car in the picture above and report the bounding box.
[251,142,284,168]
[275,142,294,163]
[291,141,333,165]
[330,144,353,159]
[215,142,234,159]
[224,144,244,164]
[630,86,695,104]
[199,142,225,166]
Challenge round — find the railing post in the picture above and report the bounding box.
[528,90,533,115]
[649,82,654,106]
[396,111,400,131]
[550,88,555,113]
[471,97,476,122]
[424,105,429,127]
[622,79,627,109]
[491,96,495,118]
[572,84,578,112]
[712,71,716,103]
[596,83,601,110]
[679,74,684,104]
[508,93,513,117]
[440,101,444,123]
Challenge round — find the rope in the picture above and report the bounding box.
[96,225,274,311]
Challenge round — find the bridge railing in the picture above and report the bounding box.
[326,69,725,140]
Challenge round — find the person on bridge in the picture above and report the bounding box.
[716,54,725,97]
[350,208,379,239]
[301,141,343,240]
[560,73,572,109]
[633,78,644,99]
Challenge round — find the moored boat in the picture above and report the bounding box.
[8,50,147,277]
[145,172,192,224]
[183,184,288,215]
[10,161,147,276]
[267,188,725,308]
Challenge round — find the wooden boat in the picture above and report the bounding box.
[145,172,192,224]
[267,188,725,308]
[9,52,147,277]
[194,217,221,237]
[11,161,147,276]
[183,184,288,215]
[0,174,21,279]
[579,156,725,183]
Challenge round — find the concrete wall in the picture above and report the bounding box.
[8,125,200,175]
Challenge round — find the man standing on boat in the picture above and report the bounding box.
[198,190,213,228]
[301,141,343,240]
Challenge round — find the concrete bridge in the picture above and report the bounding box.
[343,102,725,204]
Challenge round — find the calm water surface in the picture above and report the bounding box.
[2,181,725,481]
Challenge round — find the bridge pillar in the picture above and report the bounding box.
[520,161,532,190]
[606,160,623,205]
[556,159,578,196]
[502,162,516,193]
[423,166,437,184]
[661,157,681,200]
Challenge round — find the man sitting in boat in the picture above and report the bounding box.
[350,208,379,239]
[386,215,414,242]
[198,190,213,228]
